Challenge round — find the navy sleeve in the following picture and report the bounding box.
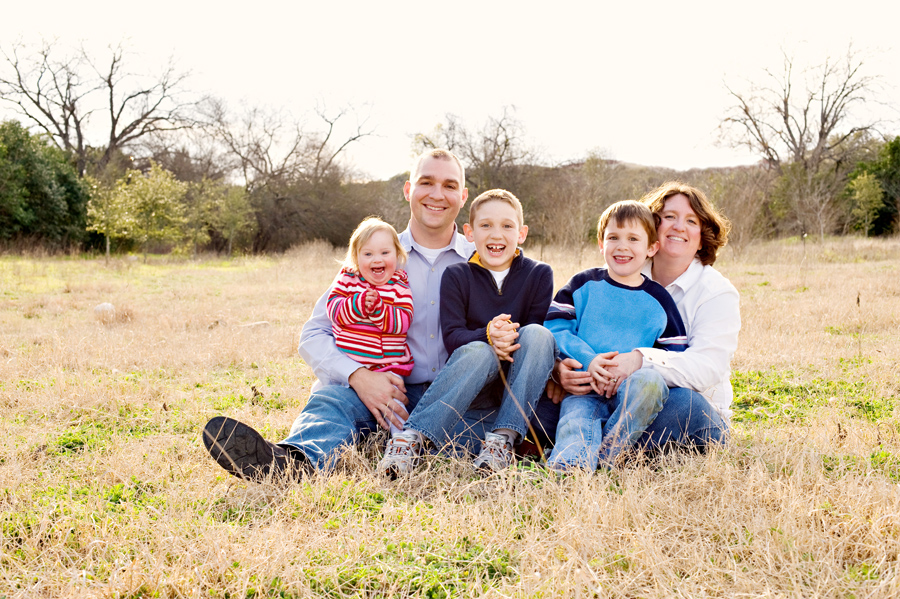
[440,266,488,354]
[522,263,554,327]
[645,281,688,352]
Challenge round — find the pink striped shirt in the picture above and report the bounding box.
[326,268,414,376]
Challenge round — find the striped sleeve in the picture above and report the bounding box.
[544,269,604,368]
[327,270,369,326]
[368,270,414,335]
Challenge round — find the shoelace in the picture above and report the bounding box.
[387,437,420,457]
[482,437,513,464]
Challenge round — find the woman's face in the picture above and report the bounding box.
[655,193,702,265]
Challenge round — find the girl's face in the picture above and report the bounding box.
[655,193,703,265]
[357,229,398,285]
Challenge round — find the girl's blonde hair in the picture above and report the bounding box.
[343,217,408,272]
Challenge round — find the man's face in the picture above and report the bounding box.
[403,156,468,235]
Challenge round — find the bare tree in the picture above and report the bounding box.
[723,47,878,172]
[721,47,880,239]
[0,40,194,177]
[413,106,536,194]
[201,98,373,250]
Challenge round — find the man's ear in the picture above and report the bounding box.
[403,180,412,203]
[463,223,475,242]
[647,240,660,258]
[518,225,528,244]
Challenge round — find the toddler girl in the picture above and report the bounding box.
[327,217,413,432]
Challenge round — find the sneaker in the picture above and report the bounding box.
[378,430,424,478]
[473,432,516,472]
[202,416,307,482]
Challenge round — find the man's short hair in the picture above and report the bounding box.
[597,200,658,245]
[468,189,524,227]
[409,148,466,187]
[640,181,731,266]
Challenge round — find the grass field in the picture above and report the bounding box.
[1,237,899,598]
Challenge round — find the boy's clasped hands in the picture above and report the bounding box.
[487,313,520,362]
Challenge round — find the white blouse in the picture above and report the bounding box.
[639,259,741,421]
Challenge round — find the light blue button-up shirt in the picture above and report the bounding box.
[298,226,474,389]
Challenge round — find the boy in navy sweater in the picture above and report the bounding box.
[544,200,688,471]
[378,189,556,476]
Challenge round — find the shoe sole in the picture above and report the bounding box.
[202,416,277,481]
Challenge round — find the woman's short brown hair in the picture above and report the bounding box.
[640,181,731,266]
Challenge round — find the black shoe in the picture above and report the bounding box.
[202,416,307,482]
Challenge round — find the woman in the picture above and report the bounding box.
[546,181,740,451]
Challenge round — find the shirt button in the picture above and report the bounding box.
[431,268,435,272]
[430,301,435,305]
[432,367,436,372]
[430,334,434,339]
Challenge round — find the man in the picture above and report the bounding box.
[202,148,477,479]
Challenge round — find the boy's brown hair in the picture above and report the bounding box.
[640,181,731,266]
[343,217,408,272]
[468,189,524,226]
[597,200,658,245]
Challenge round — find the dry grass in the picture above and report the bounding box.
[1,237,899,598]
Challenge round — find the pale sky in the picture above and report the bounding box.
[3,0,898,180]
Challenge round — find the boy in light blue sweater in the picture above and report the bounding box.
[544,200,687,471]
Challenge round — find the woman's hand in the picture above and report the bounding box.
[601,350,643,397]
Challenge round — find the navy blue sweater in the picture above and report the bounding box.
[440,250,554,354]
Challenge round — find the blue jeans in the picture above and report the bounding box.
[279,383,428,471]
[534,381,729,460]
[548,369,668,470]
[637,386,729,450]
[406,324,557,454]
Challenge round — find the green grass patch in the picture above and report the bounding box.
[304,537,516,598]
[731,369,894,424]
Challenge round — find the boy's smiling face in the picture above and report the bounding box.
[600,218,659,286]
[463,200,528,272]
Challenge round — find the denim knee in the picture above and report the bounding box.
[517,324,557,355]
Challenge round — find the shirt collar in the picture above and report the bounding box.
[468,248,522,269]
[399,224,473,260]
[644,257,703,291]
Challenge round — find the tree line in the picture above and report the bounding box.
[1,41,898,256]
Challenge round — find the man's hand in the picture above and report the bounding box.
[348,368,408,431]
[363,289,378,314]
[488,314,520,362]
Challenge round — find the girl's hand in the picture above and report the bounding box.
[364,289,378,313]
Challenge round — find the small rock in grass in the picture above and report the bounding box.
[94,303,116,323]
